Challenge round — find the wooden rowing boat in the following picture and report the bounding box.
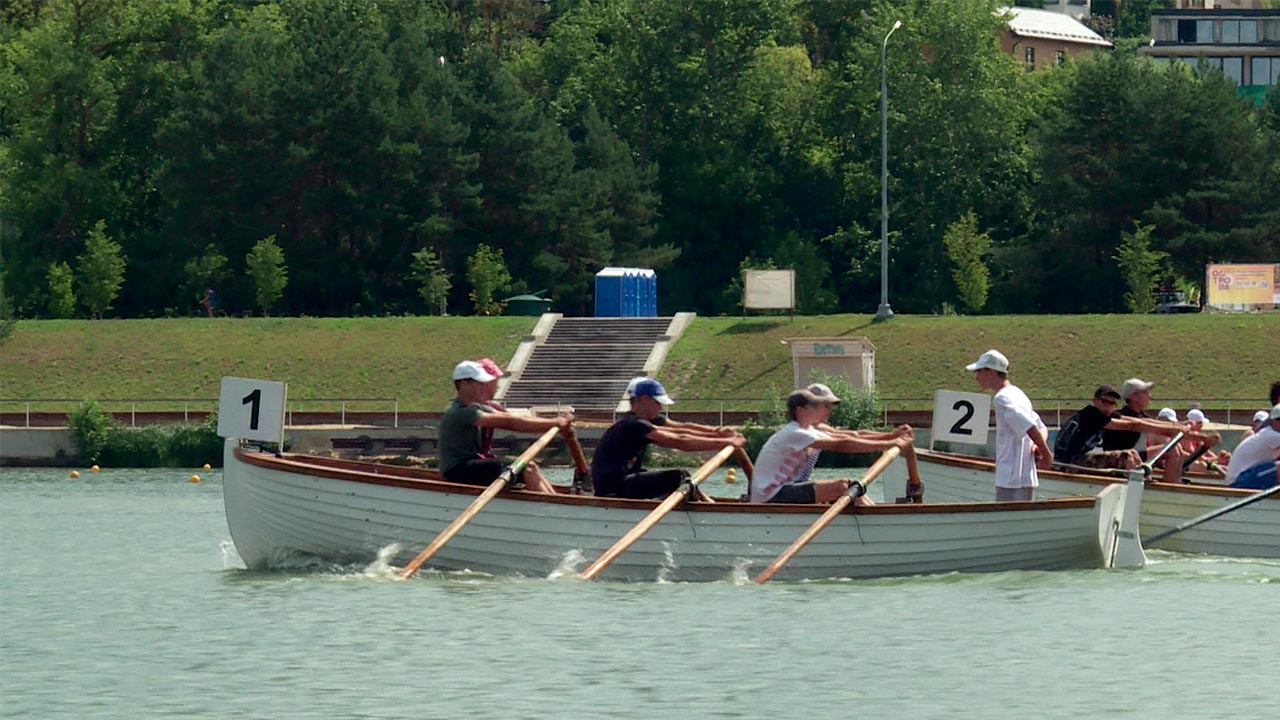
[880,449,1279,558]
[222,439,1144,581]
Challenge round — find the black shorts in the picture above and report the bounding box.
[767,482,818,504]
[595,469,687,499]
[443,458,505,486]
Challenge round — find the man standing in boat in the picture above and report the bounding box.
[591,378,744,499]
[438,359,570,494]
[966,349,1052,501]
[751,384,913,504]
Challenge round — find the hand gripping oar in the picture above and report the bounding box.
[1143,482,1280,546]
[579,445,736,581]
[753,446,902,584]
[400,426,561,579]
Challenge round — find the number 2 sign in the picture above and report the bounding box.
[930,390,991,448]
[216,376,287,444]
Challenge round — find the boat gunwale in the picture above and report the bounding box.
[233,446,1102,516]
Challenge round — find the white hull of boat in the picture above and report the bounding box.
[222,441,1140,581]
[882,450,1279,558]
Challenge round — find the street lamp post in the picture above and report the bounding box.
[875,19,902,323]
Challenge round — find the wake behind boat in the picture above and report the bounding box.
[222,439,1144,581]
[881,449,1280,558]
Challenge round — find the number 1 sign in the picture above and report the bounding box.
[216,376,287,444]
[930,390,991,449]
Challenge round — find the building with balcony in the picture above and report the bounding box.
[1141,8,1280,104]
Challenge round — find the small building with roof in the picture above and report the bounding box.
[1000,6,1113,71]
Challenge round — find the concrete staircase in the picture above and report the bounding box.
[497,314,694,413]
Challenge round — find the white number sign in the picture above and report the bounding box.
[931,390,991,448]
[217,376,287,444]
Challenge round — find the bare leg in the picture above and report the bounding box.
[1163,444,1185,484]
[521,463,555,494]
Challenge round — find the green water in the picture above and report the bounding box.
[1,468,1276,719]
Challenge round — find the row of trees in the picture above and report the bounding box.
[3,0,1278,319]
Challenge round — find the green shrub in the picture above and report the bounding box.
[68,400,113,463]
[68,402,222,467]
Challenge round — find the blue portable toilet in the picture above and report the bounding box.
[596,266,657,317]
[595,267,625,317]
[642,269,657,316]
[621,269,635,317]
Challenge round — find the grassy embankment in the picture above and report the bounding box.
[1,313,1276,418]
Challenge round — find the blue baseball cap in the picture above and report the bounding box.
[628,378,674,405]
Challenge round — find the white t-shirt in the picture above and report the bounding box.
[993,384,1044,489]
[1226,425,1280,483]
[750,421,830,502]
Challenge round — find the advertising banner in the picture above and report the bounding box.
[1205,264,1279,310]
[743,269,795,310]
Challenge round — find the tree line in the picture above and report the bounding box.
[2,0,1278,319]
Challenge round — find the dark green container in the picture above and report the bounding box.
[504,294,553,316]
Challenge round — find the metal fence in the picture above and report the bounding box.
[3,396,1267,429]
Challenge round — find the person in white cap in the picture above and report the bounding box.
[750,385,913,504]
[1100,377,1210,484]
[1242,409,1271,441]
[437,359,573,493]
[1182,408,1229,475]
[966,349,1052,501]
[591,378,743,499]
[1225,404,1280,490]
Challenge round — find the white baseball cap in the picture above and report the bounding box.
[1157,407,1177,421]
[1186,408,1208,424]
[453,360,497,383]
[1253,410,1270,424]
[1120,378,1154,399]
[965,349,1009,373]
[1271,403,1280,421]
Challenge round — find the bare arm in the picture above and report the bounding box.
[816,423,913,442]
[647,428,744,453]
[660,418,740,439]
[1109,416,1214,445]
[810,433,912,455]
[1028,425,1053,470]
[475,411,573,435]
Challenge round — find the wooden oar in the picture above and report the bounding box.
[735,447,755,480]
[399,426,561,579]
[1143,482,1280,546]
[753,446,902,584]
[901,443,924,502]
[564,428,593,494]
[579,445,736,581]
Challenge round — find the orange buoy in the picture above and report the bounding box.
[189,474,201,483]
[91,465,100,472]
[726,468,736,484]
[70,470,80,478]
